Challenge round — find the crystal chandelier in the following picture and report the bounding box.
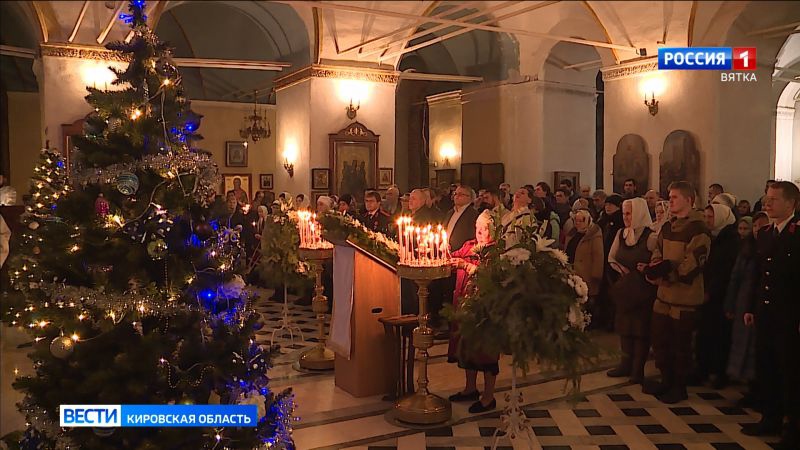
[239,90,271,142]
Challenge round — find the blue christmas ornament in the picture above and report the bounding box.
[199,289,216,301]
[116,172,139,195]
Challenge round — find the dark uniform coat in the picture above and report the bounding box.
[360,209,392,236]
[748,214,800,424]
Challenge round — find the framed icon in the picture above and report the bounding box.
[259,173,273,190]
[222,174,251,203]
[378,168,393,188]
[225,141,248,167]
[311,168,330,191]
[329,122,379,204]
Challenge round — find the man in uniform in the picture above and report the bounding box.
[360,190,392,236]
[742,181,800,449]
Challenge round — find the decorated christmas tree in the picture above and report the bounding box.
[1,1,295,449]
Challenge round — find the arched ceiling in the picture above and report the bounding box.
[398,4,519,82]
[155,1,310,102]
[6,1,800,95]
[1,1,39,92]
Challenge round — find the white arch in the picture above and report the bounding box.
[775,82,800,183]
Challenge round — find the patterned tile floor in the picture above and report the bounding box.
[249,291,778,450]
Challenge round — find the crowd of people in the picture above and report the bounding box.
[208,176,798,445]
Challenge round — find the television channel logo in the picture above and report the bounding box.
[658,47,758,82]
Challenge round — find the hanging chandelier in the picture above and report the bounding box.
[239,90,271,142]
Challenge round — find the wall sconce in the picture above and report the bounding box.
[640,75,665,116]
[440,142,457,167]
[283,141,298,178]
[644,93,659,116]
[345,99,360,120]
[338,79,369,121]
[283,159,294,177]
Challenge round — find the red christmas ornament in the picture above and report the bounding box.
[95,193,110,217]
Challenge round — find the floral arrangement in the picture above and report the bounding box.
[447,225,600,395]
[317,213,399,267]
[257,209,313,291]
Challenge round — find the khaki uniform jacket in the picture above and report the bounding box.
[651,210,711,315]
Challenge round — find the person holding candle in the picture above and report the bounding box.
[438,185,480,333]
[448,210,499,413]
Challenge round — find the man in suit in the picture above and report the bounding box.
[445,185,480,252]
[360,190,392,236]
[742,181,800,449]
[435,185,480,333]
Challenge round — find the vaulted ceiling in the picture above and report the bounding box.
[3,1,799,99]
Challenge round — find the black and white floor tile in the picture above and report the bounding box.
[250,291,778,450]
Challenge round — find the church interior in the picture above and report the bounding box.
[1,1,800,449]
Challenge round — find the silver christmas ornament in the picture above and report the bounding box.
[49,336,75,359]
[116,171,139,195]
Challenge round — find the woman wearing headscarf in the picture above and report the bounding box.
[277,192,293,212]
[606,197,657,384]
[294,193,309,210]
[725,215,761,402]
[692,203,739,388]
[712,193,738,212]
[561,198,590,246]
[650,200,671,237]
[565,209,604,317]
[447,211,499,413]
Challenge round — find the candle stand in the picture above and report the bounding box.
[393,264,452,425]
[297,247,335,370]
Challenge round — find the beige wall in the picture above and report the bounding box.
[39,55,126,149]
[8,92,43,202]
[603,60,773,205]
[191,100,276,197]
[275,80,311,196]
[275,75,397,197]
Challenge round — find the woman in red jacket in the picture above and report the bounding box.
[447,210,499,413]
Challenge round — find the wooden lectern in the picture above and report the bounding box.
[332,242,400,397]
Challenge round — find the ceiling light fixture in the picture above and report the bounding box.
[239,90,271,142]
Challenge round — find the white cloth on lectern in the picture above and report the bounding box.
[329,245,355,359]
[0,215,10,268]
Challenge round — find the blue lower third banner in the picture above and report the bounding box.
[60,404,259,427]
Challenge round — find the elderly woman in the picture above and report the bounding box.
[316,195,334,213]
[447,210,499,414]
[607,197,657,383]
[565,209,604,310]
[561,198,591,244]
[693,203,739,388]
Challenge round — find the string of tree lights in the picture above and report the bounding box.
[1,1,296,449]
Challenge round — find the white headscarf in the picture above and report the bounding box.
[712,193,737,210]
[316,195,333,212]
[708,203,736,237]
[622,197,653,246]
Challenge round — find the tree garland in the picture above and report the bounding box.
[317,213,399,267]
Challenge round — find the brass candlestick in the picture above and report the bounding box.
[298,247,335,371]
[394,264,452,425]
